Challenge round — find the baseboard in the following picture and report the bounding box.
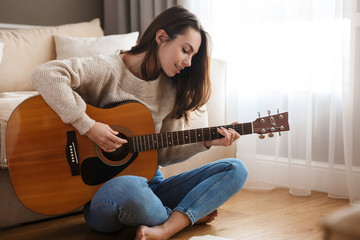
[241,154,360,198]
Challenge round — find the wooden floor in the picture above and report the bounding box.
[0,188,349,240]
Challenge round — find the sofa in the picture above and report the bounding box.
[322,205,360,240]
[0,19,235,229]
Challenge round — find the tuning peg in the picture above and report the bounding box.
[277,108,280,114]
[259,134,265,139]
[258,112,265,123]
[279,132,282,137]
[267,110,271,116]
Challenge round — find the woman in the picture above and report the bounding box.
[31,6,248,240]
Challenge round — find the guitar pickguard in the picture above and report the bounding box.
[81,152,138,186]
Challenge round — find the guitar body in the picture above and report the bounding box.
[6,96,158,215]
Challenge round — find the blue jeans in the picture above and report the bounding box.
[83,158,248,233]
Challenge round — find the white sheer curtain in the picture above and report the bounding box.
[188,0,360,205]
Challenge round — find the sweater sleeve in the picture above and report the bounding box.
[31,56,108,135]
[157,116,209,166]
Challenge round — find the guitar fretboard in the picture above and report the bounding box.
[125,123,253,153]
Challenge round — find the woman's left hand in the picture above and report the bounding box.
[204,122,240,149]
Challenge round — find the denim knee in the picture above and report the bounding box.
[87,175,170,228]
[96,175,155,212]
[224,158,248,192]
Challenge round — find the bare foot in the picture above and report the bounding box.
[194,209,218,225]
[135,225,166,240]
[134,210,216,240]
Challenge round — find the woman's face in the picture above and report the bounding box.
[157,27,201,77]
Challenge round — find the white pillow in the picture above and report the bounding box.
[0,42,4,64]
[54,32,139,60]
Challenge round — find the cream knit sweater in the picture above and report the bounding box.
[31,54,207,166]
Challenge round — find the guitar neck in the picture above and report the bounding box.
[126,123,253,153]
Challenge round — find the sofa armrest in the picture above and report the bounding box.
[0,91,39,169]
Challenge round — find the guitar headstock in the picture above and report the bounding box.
[252,110,290,139]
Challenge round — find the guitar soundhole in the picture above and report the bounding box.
[101,133,129,162]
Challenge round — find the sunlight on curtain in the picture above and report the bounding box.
[189,0,359,205]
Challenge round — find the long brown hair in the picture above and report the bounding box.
[124,5,211,122]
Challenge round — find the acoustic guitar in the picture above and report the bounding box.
[6,95,289,215]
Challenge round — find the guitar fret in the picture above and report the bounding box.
[202,128,207,141]
[137,136,140,152]
[129,123,257,153]
[132,138,136,152]
[151,135,154,150]
[139,136,143,151]
[167,133,172,146]
[157,134,161,148]
[123,112,289,153]
[138,136,141,151]
[147,135,150,150]
[161,133,164,148]
[129,123,254,152]
[146,135,150,151]
[154,134,158,150]
[147,135,149,150]
[154,134,157,149]
[160,133,164,148]
[172,132,178,146]
[192,129,197,142]
[136,136,140,152]
[143,135,146,151]
[162,133,167,147]
[203,127,210,141]
[170,133,173,146]
[189,130,194,143]
[210,127,217,140]
[149,135,152,150]
[196,129,202,142]
[177,131,184,145]
[139,136,142,151]
[144,135,147,151]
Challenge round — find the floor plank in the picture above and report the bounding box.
[0,188,349,240]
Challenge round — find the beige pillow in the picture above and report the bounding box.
[0,19,104,92]
[54,32,139,60]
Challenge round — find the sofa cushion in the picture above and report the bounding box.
[322,206,360,239]
[54,32,139,60]
[0,92,39,169]
[0,19,104,92]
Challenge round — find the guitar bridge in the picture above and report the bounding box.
[66,131,80,176]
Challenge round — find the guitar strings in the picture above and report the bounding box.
[121,124,253,153]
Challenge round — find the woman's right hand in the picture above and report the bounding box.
[85,122,127,152]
